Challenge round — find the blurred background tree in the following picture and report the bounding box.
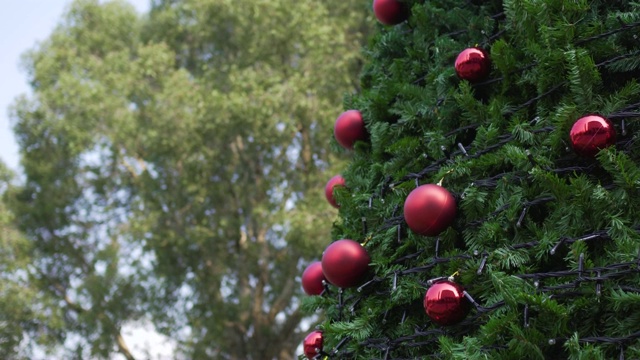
[6,0,371,358]
[0,160,64,359]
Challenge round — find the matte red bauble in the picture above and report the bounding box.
[373,0,408,26]
[301,261,326,296]
[403,184,457,236]
[321,239,370,288]
[455,47,491,82]
[303,330,323,359]
[569,114,616,157]
[423,280,470,326]
[324,175,346,208]
[334,110,366,150]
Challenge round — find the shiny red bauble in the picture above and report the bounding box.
[321,239,370,288]
[303,330,324,359]
[569,114,616,157]
[301,261,326,296]
[403,184,457,236]
[423,280,470,326]
[373,0,408,26]
[334,110,366,150]
[324,175,346,208]
[454,47,491,82]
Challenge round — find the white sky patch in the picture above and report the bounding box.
[120,321,178,360]
[0,0,150,173]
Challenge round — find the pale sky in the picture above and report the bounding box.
[0,0,149,173]
[1,1,177,358]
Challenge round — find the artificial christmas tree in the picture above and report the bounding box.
[303,0,640,358]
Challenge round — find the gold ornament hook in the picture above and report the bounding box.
[361,234,372,247]
[437,169,455,186]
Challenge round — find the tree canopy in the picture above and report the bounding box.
[7,0,371,358]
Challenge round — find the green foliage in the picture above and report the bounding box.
[8,0,371,358]
[0,162,64,358]
[312,0,640,359]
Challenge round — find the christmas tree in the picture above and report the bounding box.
[301,0,640,358]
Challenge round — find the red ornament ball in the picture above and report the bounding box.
[569,114,616,157]
[334,110,366,150]
[301,261,326,296]
[324,175,346,208]
[455,47,491,82]
[321,239,370,288]
[373,0,408,26]
[303,330,323,359]
[423,280,470,326]
[403,184,457,237]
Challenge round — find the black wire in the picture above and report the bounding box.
[575,21,640,45]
